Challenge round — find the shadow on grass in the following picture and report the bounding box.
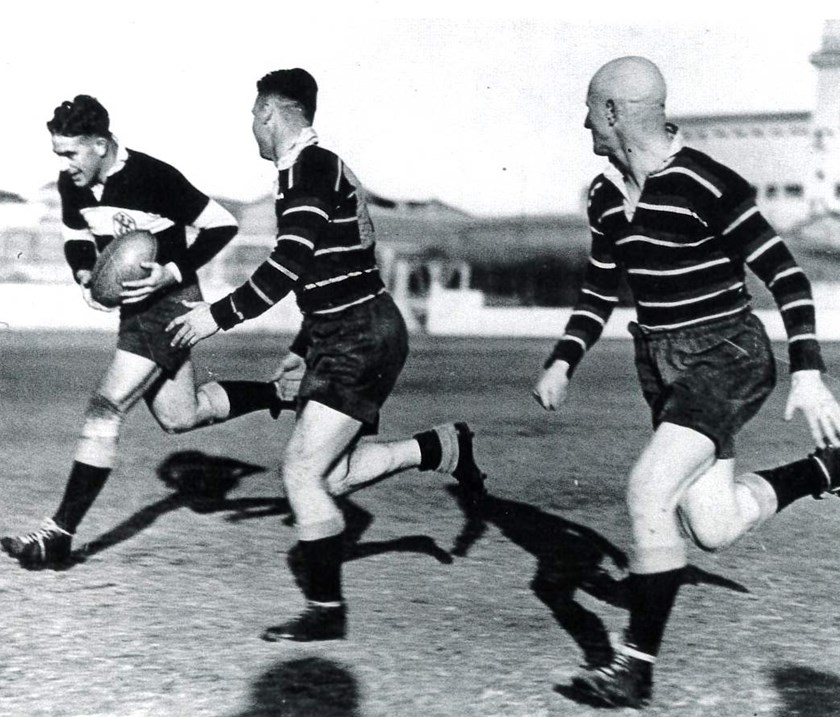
[448,485,748,670]
[56,450,450,572]
[770,664,840,717]
[60,451,275,568]
[231,657,360,717]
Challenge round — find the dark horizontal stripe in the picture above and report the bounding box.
[636,294,750,328]
[551,146,822,373]
[297,270,385,313]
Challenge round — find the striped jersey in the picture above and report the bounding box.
[210,143,385,330]
[59,145,237,285]
[548,145,825,374]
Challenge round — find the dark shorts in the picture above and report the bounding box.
[117,282,202,377]
[631,310,777,459]
[298,292,409,430]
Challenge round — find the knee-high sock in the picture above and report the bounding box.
[218,381,281,419]
[756,456,826,512]
[53,462,111,534]
[626,567,685,658]
[298,533,344,604]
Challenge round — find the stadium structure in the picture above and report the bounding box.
[3,21,840,333]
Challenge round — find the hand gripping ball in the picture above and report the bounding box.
[89,230,158,307]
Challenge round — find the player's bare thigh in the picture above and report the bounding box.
[283,401,362,486]
[142,358,225,432]
[627,423,716,540]
[97,348,163,410]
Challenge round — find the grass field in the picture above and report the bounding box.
[3,330,840,717]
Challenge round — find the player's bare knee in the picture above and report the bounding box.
[154,416,191,434]
[150,405,200,434]
[626,481,668,521]
[82,393,125,438]
[323,454,352,496]
[281,455,315,492]
[679,509,735,552]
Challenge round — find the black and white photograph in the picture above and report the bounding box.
[2,3,840,715]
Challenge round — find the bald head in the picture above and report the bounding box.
[588,56,667,108]
[584,56,670,161]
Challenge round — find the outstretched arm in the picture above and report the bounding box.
[718,178,839,444]
[533,181,621,411]
[167,301,218,348]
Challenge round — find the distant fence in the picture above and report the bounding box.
[424,285,840,342]
[5,281,840,342]
[0,281,302,333]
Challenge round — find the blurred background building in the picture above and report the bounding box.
[4,21,840,333]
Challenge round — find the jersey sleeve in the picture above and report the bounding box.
[57,172,97,281]
[210,148,335,330]
[144,160,238,278]
[545,179,622,375]
[713,171,824,373]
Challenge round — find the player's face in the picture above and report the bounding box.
[252,96,275,161]
[584,88,617,157]
[51,134,108,187]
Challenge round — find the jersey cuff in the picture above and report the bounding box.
[210,295,242,331]
[545,340,585,376]
[788,340,826,374]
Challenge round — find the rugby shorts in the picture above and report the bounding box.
[298,292,409,431]
[117,282,202,377]
[630,310,777,459]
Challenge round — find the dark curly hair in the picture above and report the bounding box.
[257,68,317,122]
[46,94,111,138]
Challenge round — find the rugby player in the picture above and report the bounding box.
[168,68,486,642]
[1,95,287,567]
[533,56,840,708]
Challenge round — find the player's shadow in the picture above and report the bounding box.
[283,496,453,594]
[770,664,840,717]
[60,451,280,568]
[65,450,451,571]
[449,486,748,669]
[230,657,360,717]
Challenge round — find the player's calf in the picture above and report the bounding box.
[1,518,73,568]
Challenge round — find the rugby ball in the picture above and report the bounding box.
[90,230,158,307]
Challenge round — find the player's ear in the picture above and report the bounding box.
[93,137,109,157]
[606,99,618,126]
[255,97,274,124]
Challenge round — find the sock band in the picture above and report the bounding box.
[414,424,462,473]
[297,515,345,542]
[616,641,657,663]
[629,544,687,575]
[735,471,779,521]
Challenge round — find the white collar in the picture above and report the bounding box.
[275,126,319,170]
[602,125,684,197]
[90,140,128,200]
[106,139,129,178]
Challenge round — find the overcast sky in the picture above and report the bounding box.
[0,3,835,216]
